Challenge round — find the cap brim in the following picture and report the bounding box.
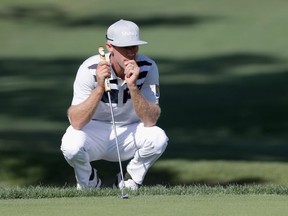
[110,40,147,47]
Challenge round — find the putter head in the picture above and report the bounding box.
[121,194,129,199]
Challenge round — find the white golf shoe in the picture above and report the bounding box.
[76,168,102,190]
[113,172,139,190]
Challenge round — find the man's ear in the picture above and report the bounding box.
[106,43,113,52]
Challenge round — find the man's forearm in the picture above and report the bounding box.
[68,87,104,130]
[129,86,161,127]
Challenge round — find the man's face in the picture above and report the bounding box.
[107,44,139,69]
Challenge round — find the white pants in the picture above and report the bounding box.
[60,120,168,188]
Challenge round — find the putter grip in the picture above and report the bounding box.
[98,46,111,92]
[104,78,111,92]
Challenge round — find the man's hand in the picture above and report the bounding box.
[124,60,139,88]
[96,61,111,91]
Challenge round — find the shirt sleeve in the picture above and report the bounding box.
[140,60,160,104]
[71,63,96,105]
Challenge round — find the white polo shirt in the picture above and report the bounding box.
[71,53,160,126]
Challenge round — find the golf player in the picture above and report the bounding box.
[61,19,168,190]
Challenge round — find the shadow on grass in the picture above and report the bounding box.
[145,168,267,186]
[0,5,220,28]
[1,52,288,186]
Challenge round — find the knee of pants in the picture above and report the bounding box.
[143,126,169,155]
[60,127,88,163]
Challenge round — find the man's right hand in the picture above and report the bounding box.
[96,61,111,91]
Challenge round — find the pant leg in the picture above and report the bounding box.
[60,121,110,189]
[125,123,169,185]
[61,121,168,187]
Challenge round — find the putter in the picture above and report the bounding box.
[98,46,129,199]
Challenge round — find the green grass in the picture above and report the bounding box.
[1,2,288,215]
[1,186,288,216]
[2,195,288,216]
[1,0,288,188]
[1,185,288,199]
[149,160,288,185]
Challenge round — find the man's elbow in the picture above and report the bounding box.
[67,107,83,130]
[143,108,161,127]
[68,115,85,130]
[71,123,83,130]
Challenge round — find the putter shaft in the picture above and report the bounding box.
[98,46,128,199]
[107,91,127,198]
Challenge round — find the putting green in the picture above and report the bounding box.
[1,195,288,216]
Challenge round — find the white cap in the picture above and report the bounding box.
[106,19,147,47]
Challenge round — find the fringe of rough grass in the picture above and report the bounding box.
[1,184,288,199]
